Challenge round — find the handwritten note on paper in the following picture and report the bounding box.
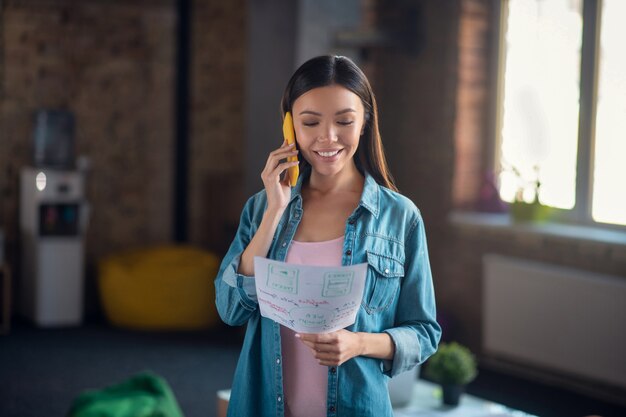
[253,256,367,333]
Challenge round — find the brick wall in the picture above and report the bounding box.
[0,1,176,318]
[0,0,247,318]
[453,0,493,209]
[4,0,176,251]
[189,0,246,254]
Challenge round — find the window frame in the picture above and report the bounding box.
[492,0,624,231]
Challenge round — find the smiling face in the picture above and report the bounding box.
[291,84,366,180]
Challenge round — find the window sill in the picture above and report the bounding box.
[449,211,626,248]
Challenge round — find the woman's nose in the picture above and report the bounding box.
[317,123,338,142]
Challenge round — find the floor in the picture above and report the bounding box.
[0,318,242,417]
[1,318,624,417]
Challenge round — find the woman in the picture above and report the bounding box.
[215,55,440,417]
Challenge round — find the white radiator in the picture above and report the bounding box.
[482,254,626,389]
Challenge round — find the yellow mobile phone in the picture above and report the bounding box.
[282,111,299,187]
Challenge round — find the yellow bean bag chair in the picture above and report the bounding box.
[98,245,220,330]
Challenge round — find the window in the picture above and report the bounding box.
[496,0,626,227]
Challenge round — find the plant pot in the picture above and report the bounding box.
[510,201,552,223]
[441,384,464,406]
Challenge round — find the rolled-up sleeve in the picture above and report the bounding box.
[383,213,441,377]
[214,195,261,326]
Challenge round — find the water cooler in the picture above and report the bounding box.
[20,168,89,326]
[19,110,89,326]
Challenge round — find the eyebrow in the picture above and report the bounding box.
[298,108,356,116]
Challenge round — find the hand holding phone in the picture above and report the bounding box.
[282,112,299,187]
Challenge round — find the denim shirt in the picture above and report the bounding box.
[215,171,441,417]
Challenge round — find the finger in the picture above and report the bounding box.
[315,351,338,361]
[319,359,341,367]
[270,160,299,180]
[264,150,298,173]
[297,335,334,354]
[310,332,337,344]
[302,342,324,360]
[297,333,339,354]
[297,333,338,350]
[277,139,290,148]
[270,142,296,157]
[263,156,298,182]
[296,333,320,343]
[316,343,340,354]
[266,144,297,163]
[299,339,316,350]
[317,355,341,367]
[270,147,297,159]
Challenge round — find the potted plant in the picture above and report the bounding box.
[424,342,478,406]
[505,164,553,223]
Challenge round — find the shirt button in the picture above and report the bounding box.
[345,249,352,256]
[330,367,336,374]
[278,396,282,402]
[329,405,336,412]
[276,358,281,364]
[384,268,390,274]
[282,242,287,247]
[294,212,300,219]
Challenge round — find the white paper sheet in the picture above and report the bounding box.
[253,256,367,333]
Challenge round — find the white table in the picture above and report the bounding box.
[394,379,538,417]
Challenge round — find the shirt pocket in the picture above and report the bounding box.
[362,251,404,313]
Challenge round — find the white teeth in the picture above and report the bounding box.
[317,150,340,157]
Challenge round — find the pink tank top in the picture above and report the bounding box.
[281,236,344,417]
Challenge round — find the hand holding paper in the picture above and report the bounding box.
[253,256,367,333]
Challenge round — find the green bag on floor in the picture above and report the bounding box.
[67,372,185,417]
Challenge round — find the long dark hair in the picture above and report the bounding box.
[280,55,398,192]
